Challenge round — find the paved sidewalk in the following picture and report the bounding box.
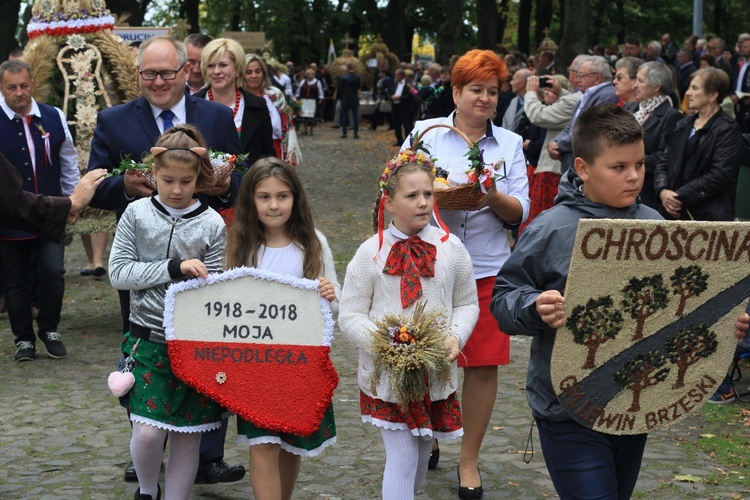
[0,123,747,498]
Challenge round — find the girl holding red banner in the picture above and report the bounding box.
[338,152,479,499]
[224,157,340,500]
[108,125,226,500]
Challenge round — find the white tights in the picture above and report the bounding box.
[130,422,202,500]
[379,428,434,500]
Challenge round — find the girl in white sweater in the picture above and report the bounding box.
[339,152,479,499]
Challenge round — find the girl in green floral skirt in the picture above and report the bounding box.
[109,126,227,500]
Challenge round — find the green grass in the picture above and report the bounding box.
[684,403,750,488]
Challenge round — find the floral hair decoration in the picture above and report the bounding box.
[376,134,450,255]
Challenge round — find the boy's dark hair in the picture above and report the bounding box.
[573,104,643,164]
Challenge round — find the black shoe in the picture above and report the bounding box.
[331,125,340,129]
[39,332,67,358]
[14,341,35,362]
[341,134,347,139]
[353,133,360,139]
[80,268,95,276]
[124,461,137,482]
[195,459,246,484]
[133,484,160,500]
[428,440,439,470]
[392,141,402,146]
[93,266,107,277]
[457,467,483,499]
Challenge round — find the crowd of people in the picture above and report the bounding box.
[2,27,750,500]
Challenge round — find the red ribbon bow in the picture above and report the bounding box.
[382,235,437,308]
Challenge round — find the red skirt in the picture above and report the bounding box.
[218,207,235,230]
[458,276,510,367]
[519,167,560,236]
[273,139,283,159]
[360,390,463,438]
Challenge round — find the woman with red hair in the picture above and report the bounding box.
[403,49,529,499]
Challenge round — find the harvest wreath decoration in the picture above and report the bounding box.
[369,302,452,409]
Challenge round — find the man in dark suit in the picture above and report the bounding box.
[735,37,750,133]
[337,63,361,139]
[675,48,698,99]
[88,37,241,212]
[548,56,619,173]
[87,35,245,485]
[390,68,417,146]
[707,38,735,82]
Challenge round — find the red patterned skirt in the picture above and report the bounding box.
[519,166,560,236]
[360,390,463,439]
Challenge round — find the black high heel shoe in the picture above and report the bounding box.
[428,439,439,470]
[457,467,483,499]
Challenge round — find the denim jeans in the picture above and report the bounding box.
[0,238,65,344]
[535,418,648,499]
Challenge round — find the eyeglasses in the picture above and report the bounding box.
[615,74,631,81]
[577,72,600,79]
[139,63,186,81]
[566,66,578,75]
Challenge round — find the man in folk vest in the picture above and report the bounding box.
[0,59,80,362]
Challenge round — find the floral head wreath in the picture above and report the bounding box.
[375,132,450,255]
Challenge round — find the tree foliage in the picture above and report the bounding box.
[567,295,623,370]
[665,323,718,389]
[621,274,670,341]
[8,0,750,69]
[614,350,670,412]
[670,265,709,317]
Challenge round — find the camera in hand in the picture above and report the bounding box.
[540,76,553,88]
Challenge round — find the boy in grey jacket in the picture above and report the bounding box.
[491,104,652,499]
[490,105,750,499]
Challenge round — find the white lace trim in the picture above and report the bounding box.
[361,415,464,440]
[235,434,337,457]
[129,413,222,433]
[163,266,335,346]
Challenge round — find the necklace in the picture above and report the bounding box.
[208,88,242,118]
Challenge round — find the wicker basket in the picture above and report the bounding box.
[412,124,484,210]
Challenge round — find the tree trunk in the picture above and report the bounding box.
[0,0,22,61]
[558,0,589,71]
[713,0,721,35]
[633,315,645,341]
[360,0,384,44]
[673,364,688,389]
[181,0,201,35]
[615,0,625,44]
[385,0,406,60]
[476,0,498,50]
[437,0,462,65]
[497,0,511,48]
[518,0,532,55]
[534,0,553,50]
[403,22,415,63]
[628,387,641,412]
